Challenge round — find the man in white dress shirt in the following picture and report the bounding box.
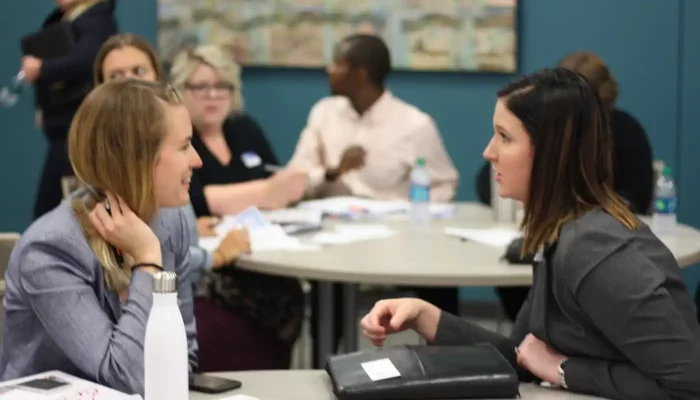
[287,34,461,367]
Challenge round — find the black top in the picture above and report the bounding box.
[433,208,700,400]
[476,108,654,214]
[190,114,279,217]
[34,1,117,138]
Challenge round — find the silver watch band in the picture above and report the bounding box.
[558,359,569,389]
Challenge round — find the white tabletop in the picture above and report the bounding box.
[235,203,700,287]
[189,370,607,400]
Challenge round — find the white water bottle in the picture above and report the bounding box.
[144,271,188,400]
[409,157,431,224]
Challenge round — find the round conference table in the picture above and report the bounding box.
[189,370,607,399]
[234,202,700,366]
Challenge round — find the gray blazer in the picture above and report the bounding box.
[182,203,213,287]
[0,198,198,395]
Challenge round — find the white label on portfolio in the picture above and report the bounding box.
[361,358,401,381]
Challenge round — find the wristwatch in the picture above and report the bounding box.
[558,358,569,389]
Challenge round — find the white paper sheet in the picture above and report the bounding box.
[0,371,141,400]
[201,224,320,252]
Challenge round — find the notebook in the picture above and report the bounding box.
[21,21,76,59]
[326,344,519,400]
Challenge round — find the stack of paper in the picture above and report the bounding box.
[215,206,271,235]
[312,224,396,245]
[262,208,323,226]
[262,208,323,234]
[199,207,320,252]
[0,371,141,400]
[444,226,521,247]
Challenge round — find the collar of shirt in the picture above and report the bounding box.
[339,90,395,125]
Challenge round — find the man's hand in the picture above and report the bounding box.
[326,145,366,181]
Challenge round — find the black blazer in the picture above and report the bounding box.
[433,209,700,400]
[34,1,117,138]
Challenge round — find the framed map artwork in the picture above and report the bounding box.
[157,0,518,73]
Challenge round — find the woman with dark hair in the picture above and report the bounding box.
[361,69,700,400]
[488,51,655,322]
[478,52,653,214]
[25,0,118,219]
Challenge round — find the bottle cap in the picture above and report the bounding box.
[152,271,177,293]
[416,157,426,166]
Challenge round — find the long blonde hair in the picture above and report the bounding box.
[68,79,182,292]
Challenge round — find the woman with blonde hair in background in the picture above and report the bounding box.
[94,37,302,371]
[0,80,200,395]
[170,45,308,217]
[94,33,250,277]
[169,44,304,371]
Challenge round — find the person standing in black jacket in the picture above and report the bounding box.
[22,0,117,219]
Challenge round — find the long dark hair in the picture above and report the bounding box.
[497,68,638,254]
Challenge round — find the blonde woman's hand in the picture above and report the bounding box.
[213,228,251,268]
[89,191,162,266]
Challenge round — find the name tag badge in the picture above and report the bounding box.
[361,358,401,381]
[241,152,262,169]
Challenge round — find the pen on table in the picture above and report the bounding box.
[263,164,282,173]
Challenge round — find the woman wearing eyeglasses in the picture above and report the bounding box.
[170,45,308,217]
[169,45,305,371]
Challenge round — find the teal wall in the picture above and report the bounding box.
[1,0,698,299]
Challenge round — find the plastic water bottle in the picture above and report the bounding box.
[652,166,677,236]
[0,71,25,108]
[144,271,188,400]
[409,157,431,224]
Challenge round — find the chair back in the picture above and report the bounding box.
[0,232,20,345]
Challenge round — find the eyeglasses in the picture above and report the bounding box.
[184,82,234,98]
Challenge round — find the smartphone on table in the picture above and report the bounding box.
[190,374,242,394]
[13,375,71,394]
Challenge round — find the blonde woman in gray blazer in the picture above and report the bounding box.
[0,79,203,395]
